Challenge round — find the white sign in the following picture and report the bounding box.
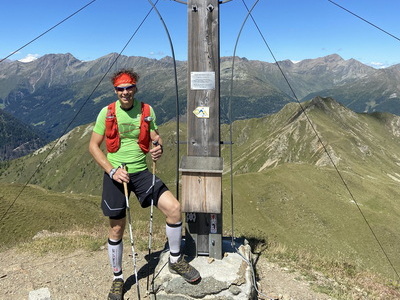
[190,72,215,90]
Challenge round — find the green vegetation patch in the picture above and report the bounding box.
[0,183,105,250]
[223,164,400,279]
[19,232,105,255]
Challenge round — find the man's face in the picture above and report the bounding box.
[115,84,136,107]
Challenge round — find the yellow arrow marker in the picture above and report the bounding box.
[193,106,210,118]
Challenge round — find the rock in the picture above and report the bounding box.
[29,287,51,300]
[149,240,256,299]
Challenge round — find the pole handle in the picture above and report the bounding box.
[121,163,129,196]
[152,141,159,171]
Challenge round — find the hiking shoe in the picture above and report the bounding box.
[108,278,124,300]
[168,255,201,283]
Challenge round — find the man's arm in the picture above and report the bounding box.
[88,131,128,183]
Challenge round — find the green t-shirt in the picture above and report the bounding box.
[93,99,157,173]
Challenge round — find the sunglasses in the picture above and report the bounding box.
[114,84,136,92]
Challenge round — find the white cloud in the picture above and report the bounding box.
[149,51,165,57]
[18,54,41,63]
[369,61,385,68]
[367,61,397,69]
[369,61,399,69]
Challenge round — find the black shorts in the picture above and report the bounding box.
[101,169,169,219]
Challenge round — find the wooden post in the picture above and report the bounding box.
[180,0,222,259]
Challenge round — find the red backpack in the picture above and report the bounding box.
[105,102,151,153]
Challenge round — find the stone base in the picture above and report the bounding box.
[149,238,256,300]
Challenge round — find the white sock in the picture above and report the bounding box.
[108,238,123,280]
[166,222,182,263]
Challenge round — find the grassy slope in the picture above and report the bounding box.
[0,183,104,250]
[1,97,400,285]
[224,164,400,278]
[219,98,400,279]
[0,183,167,252]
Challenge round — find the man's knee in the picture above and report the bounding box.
[158,191,181,221]
[109,217,126,239]
[169,199,181,216]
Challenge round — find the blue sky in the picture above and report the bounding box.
[1,0,399,68]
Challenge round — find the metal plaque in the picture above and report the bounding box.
[190,72,215,90]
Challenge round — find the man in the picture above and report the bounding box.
[89,69,200,300]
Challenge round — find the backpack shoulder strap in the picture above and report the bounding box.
[139,102,151,153]
[105,102,120,153]
[142,102,150,117]
[106,102,116,117]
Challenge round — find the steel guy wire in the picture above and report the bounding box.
[147,0,181,201]
[328,0,400,43]
[0,1,159,224]
[0,0,98,63]
[169,0,187,4]
[227,0,260,249]
[240,0,400,281]
[226,1,271,299]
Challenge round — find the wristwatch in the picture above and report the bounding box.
[109,168,118,179]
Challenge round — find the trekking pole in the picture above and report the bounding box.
[121,163,141,300]
[146,141,158,294]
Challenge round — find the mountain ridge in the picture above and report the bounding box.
[2,52,400,160]
[2,53,399,113]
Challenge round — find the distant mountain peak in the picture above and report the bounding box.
[322,53,344,62]
[308,96,344,109]
[1,52,400,145]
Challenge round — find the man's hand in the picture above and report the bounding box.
[150,143,163,162]
[111,167,130,183]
